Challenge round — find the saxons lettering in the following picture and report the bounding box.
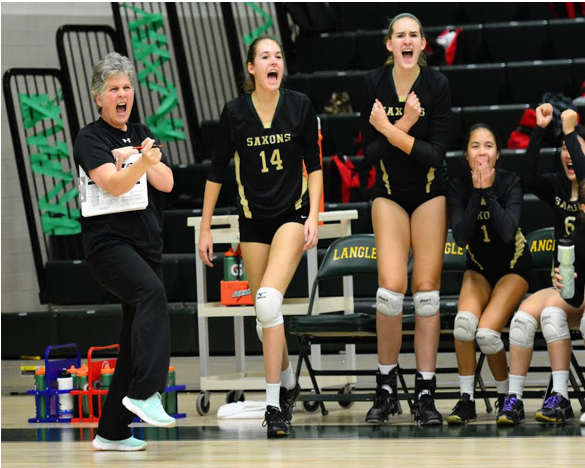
[385,106,426,117]
[554,197,580,212]
[247,133,291,147]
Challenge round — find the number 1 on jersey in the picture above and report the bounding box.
[259,149,283,173]
[480,225,491,243]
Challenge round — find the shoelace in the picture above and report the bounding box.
[543,394,563,409]
[502,397,518,412]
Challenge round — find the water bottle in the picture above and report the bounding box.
[558,237,575,300]
[224,247,238,281]
[235,244,247,281]
[57,369,74,419]
[76,365,89,418]
[34,366,47,419]
[166,366,177,415]
[66,365,79,417]
[99,363,114,409]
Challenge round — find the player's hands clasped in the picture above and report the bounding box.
[471,160,495,190]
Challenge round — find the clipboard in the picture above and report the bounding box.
[78,153,148,217]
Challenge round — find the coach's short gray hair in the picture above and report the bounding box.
[91,52,135,114]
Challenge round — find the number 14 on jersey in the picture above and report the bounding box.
[259,149,283,173]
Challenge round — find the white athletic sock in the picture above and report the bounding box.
[496,378,509,396]
[280,363,296,391]
[266,383,281,410]
[509,374,526,399]
[552,370,570,399]
[419,371,435,397]
[459,374,475,401]
[378,363,397,394]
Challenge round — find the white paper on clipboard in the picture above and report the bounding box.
[78,153,148,217]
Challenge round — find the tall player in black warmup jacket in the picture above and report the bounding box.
[74,53,175,452]
[500,106,585,425]
[446,124,531,424]
[198,38,322,438]
[361,13,452,426]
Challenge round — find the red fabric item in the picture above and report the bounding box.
[447,29,462,66]
[355,132,364,156]
[508,131,531,149]
[331,155,360,203]
[436,29,462,66]
[567,2,576,17]
[519,108,536,128]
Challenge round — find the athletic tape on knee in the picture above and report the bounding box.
[453,311,479,342]
[509,310,539,349]
[256,319,263,343]
[255,287,284,329]
[413,290,440,317]
[581,314,585,340]
[540,306,570,343]
[376,288,404,317]
[476,328,504,355]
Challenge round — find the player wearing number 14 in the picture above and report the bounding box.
[200,37,322,438]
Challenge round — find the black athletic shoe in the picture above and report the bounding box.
[535,392,575,424]
[280,382,301,422]
[263,405,290,438]
[496,394,525,426]
[447,393,477,425]
[412,373,443,426]
[365,369,400,423]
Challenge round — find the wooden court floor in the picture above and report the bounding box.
[2,391,584,467]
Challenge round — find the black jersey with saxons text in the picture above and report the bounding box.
[523,125,585,242]
[74,118,170,261]
[360,65,451,198]
[449,168,529,274]
[207,88,321,220]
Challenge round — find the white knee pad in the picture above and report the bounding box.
[476,328,504,355]
[376,288,404,317]
[453,311,479,342]
[255,287,284,329]
[414,290,440,317]
[256,319,263,343]
[509,310,539,349]
[541,306,570,343]
[581,314,585,340]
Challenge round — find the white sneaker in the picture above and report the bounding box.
[92,435,147,451]
[122,392,176,427]
[580,412,585,425]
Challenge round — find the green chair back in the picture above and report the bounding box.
[317,234,378,281]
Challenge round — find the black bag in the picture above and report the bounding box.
[541,92,578,145]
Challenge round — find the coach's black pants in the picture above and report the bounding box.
[86,242,170,440]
